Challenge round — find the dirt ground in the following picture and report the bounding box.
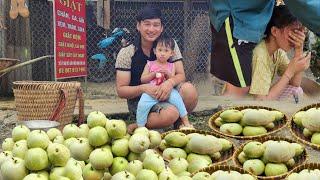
[0,109,17,147]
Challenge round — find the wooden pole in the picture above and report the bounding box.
[0,0,8,95]
[97,0,104,27]
[103,0,110,30]
[0,55,53,77]
[0,0,6,56]
[182,0,192,80]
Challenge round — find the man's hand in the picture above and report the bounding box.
[156,80,174,101]
[141,84,159,98]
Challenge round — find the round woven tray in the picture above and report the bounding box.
[161,129,235,168]
[192,165,252,177]
[285,163,320,179]
[232,136,308,180]
[289,103,320,150]
[208,105,289,140]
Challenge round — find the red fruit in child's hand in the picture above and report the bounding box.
[155,73,165,85]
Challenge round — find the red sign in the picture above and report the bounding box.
[53,0,87,79]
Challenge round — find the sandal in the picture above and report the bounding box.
[173,118,182,130]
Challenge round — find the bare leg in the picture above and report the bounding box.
[223,82,249,98]
[178,82,198,113]
[145,105,179,129]
[143,82,197,129]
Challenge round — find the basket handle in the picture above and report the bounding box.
[77,88,85,125]
[49,89,68,122]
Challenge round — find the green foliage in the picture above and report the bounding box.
[312,37,320,58]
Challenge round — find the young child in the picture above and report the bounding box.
[128,35,193,133]
[249,5,311,100]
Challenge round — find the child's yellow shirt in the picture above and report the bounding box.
[249,40,290,95]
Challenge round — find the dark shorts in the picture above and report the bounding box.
[210,19,256,87]
[127,83,183,120]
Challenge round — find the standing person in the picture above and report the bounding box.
[209,0,319,98]
[128,35,194,133]
[249,5,311,100]
[115,5,198,130]
[209,1,275,97]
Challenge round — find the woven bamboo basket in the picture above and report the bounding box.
[192,165,255,178]
[208,105,289,140]
[13,81,84,127]
[161,129,235,168]
[289,103,320,150]
[285,163,320,179]
[232,136,308,180]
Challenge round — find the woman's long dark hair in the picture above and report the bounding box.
[265,5,300,39]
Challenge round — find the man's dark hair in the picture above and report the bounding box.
[137,5,162,22]
[265,5,300,37]
[156,34,175,50]
[133,5,163,48]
